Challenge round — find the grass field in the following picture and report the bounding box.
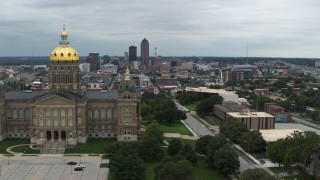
[193,157,230,180]
[0,138,30,154]
[202,116,222,126]
[160,123,193,136]
[185,104,196,111]
[282,175,315,180]
[65,138,117,154]
[144,157,230,180]
[10,145,40,154]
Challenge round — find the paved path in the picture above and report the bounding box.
[175,102,214,136]
[164,133,199,140]
[292,116,320,130]
[6,144,33,154]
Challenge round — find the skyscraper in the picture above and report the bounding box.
[129,46,137,62]
[141,38,149,69]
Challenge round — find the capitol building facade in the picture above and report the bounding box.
[0,27,141,145]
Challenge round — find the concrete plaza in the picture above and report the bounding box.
[0,155,108,180]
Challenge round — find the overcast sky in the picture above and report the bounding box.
[1,0,320,57]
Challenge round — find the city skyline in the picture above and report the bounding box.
[1,0,320,58]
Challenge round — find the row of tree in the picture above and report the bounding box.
[141,93,186,124]
[109,123,164,180]
[268,131,320,169]
[196,135,240,175]
[176,91,223,116]
[220,120,264,153]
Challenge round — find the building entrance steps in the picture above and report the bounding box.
[41,141,66,154]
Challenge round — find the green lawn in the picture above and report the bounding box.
[160,123,193,136]
[282,175,315,180]
[0,138,30,154]
[203,116,222,126]
[185,104,196,111]
[65,138,117,154]
[193,157,230,180]
[269,166,296,174]
[10,145,40,154]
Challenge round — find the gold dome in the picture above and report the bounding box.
[50,25,79,62]
[50,46,79,61]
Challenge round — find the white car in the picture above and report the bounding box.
[75,164,86,168]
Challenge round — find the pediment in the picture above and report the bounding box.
[36,95,74,105]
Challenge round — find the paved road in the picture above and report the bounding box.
[292,116,320,130]
[175,101,255,173]
[175,101,213,136]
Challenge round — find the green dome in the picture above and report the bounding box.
[3,76,19,86]
[119,80,136,92]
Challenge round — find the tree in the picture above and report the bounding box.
[205,134,228,167]
[311,110,320,122]
[138,138,163,162]
[240,168,275,180]
[110,153,145,180]
[220,120,249,143]
[167,139,183,156]
[179,144,197,164]
[196,95,223,116]
[214,144,240,175]
[156,160,194,180]
[239,130,264,153]
[142,122,164,144]
[195,135,213,155]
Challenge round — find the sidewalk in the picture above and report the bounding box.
[292,116,320,130]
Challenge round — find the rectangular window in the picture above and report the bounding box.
[53,108,58,116]
[94,109,99,118]
[39,118,43,126]
[61,108,65,116]
[25,109,30,120]
[54,119,58,127]
[88,109,93,120]
[33,118,38,126]
[7,109,12,120]
[107,109,112,118]
[68,119,73,126]
[19,109,24,120]
[61,118,65,126]
[101,109,105,118]
[39,108,43,117]
[68,108,73,116]
[113,109,117,119]
[46,108,50,116]
[46,118,51,126]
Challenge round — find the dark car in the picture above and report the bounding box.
[67,161,77,165]
[74,167,83,171]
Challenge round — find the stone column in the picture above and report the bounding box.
[58,131,61,141]
[51,131,54,141]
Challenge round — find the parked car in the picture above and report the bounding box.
[75,164,86,168]
[67,161,77,165]
[74,167,83,171]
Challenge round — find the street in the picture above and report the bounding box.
[175,101,256,173]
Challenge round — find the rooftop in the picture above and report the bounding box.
[227,112,274,118]
[259,129,302,142]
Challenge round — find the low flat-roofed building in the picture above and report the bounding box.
[185,87,239,103]
[213,101,249,120]
[259,129,301,143]
[226,112,275,130]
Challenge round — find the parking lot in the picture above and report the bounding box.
[0,155,108,180]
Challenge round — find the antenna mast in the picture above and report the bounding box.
[246,41,248,64]
[154,47,157,57]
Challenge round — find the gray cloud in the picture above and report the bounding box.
[0,0,320,57]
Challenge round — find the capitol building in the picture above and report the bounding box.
[0,27,141,145]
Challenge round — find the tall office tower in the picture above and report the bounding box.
[86,52,100,72]
[129,46,137,62]
[124,52,129,64]
[141,38,149,69]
